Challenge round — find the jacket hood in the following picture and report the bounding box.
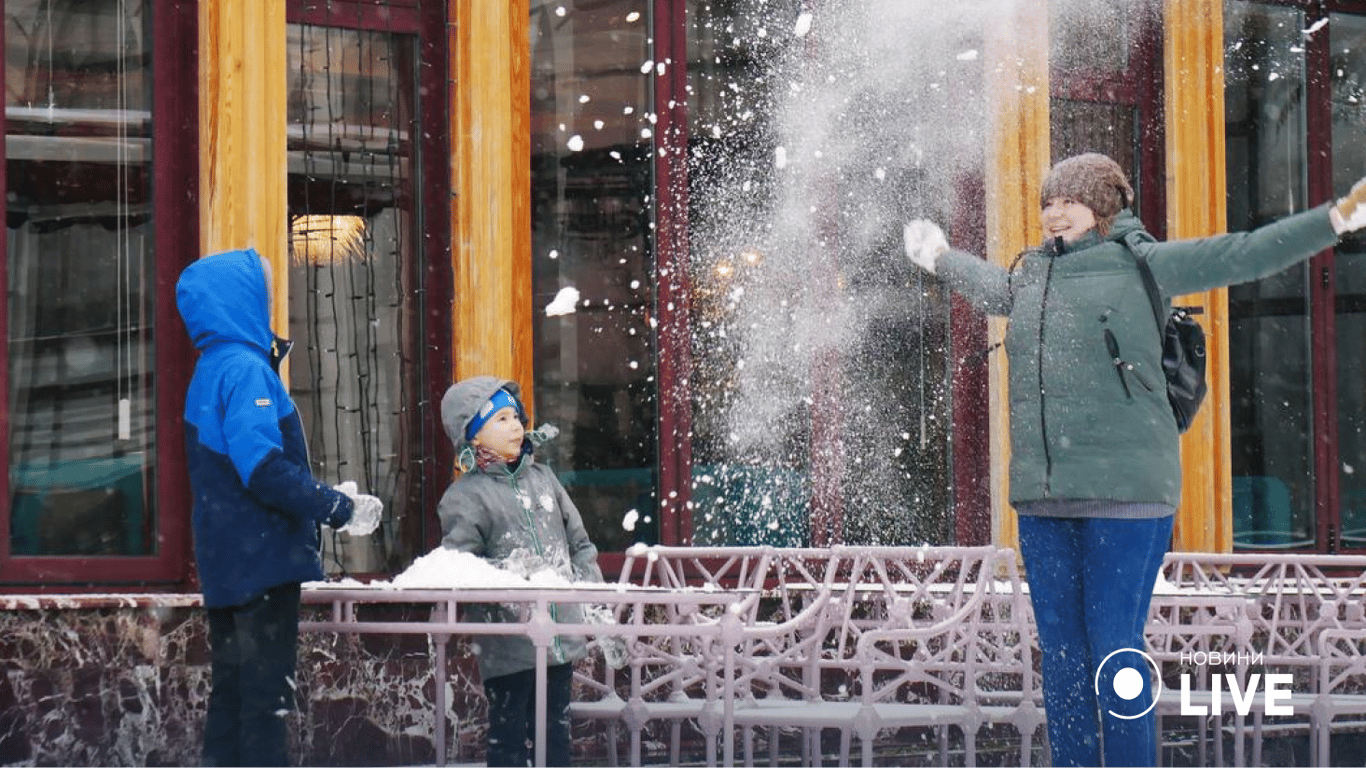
[1106,209,1149,243]
[176,249,274,355]
[441,376,525,453]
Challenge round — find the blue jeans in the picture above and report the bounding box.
[1018,514,1174,768]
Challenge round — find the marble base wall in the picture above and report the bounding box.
[0,596,521,767]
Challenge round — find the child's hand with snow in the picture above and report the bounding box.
[584,604,629,669]
[330,481,383,537]
[501,548,548,579]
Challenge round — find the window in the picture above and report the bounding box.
[529,0,658,553]
[2,0,196,583]
[684,0,957,547]
[285,1,442,575]
[1050,0,1165,232]
[531,1,1009,550]
[1330,11,1366,550]
[1224,1,1365,553]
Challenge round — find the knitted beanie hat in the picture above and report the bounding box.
[1040,153,1134,232]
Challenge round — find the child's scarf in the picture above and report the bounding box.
[475,444,516,472]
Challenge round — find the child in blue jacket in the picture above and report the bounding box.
[177,248,381,766]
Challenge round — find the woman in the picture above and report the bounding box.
[901,153,1365,767]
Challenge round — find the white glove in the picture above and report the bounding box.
[332,481,383,537]
[597,635,629,670]
[583,604,629,669]
[1331,177,1366,235]
[903,220,949,274]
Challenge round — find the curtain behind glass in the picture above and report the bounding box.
[1224,1,1314,549]
[6,0,154,556]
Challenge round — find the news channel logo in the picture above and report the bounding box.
[1095,647,1296,718]
[1094,648,1162,719]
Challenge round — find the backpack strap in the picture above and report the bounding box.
[1118,231,1167,334]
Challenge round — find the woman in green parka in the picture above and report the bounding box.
[902,153,1366,767]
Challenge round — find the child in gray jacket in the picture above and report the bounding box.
[438,375,604,767]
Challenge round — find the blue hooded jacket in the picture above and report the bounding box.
[177,249,352,608]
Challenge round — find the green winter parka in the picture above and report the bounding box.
[936,204,1339,508]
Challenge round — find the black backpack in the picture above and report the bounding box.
[1122,233,1208,433]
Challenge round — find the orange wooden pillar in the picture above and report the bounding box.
[198,0,289,376]
[984,0,1050,549]
[450,0,535,399]
[1164,0,1233,553]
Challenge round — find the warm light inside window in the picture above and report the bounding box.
[290,214,367,265]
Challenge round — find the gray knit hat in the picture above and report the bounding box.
[1040,153,1134,234]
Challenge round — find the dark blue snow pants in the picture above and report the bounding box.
[203,582,302,767]
[483,663,573,767]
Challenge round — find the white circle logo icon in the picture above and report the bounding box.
[1094,647,1162,719]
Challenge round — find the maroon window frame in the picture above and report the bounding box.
[649,0,692,547]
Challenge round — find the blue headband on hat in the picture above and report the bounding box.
[465,388,524,442]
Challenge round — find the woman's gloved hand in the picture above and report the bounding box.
[1331,177,1366,235]
[903,220,949,274]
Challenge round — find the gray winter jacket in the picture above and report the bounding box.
[937,205,1339,509]
[437,375,603,680]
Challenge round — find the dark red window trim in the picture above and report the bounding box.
[950,174,991,546]
[653,0,694,546]
[1305,4,1340,552]
[287,0,421,33]
[418,0,453,552]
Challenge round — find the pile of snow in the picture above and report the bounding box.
[308,548,580,590]
[392,548,575,590]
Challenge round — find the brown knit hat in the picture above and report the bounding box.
[1040,153,1134,234]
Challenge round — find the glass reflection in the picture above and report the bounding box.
[530,1,656,553]
[1224,1,1314,549]
[1332,13,1366,548]
[6,0,155,556]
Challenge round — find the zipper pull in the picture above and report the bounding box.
[1104,329,1133,398]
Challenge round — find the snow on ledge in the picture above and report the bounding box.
[304,547,579,591]
[0,593,204,611]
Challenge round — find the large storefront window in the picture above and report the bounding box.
[686,0,958,546]
[1224,2,1366,552]
[1225,1,1314,549]
[530,1,657,553]
[287,20,423,574]
[6,0,156,557]
[1331,11,1366,548]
